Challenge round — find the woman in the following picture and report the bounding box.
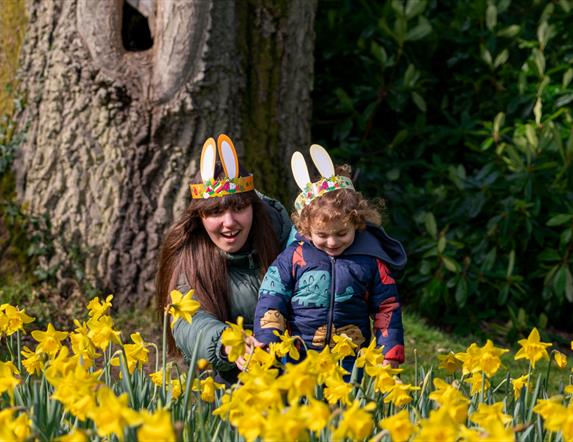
[156,135,291,383]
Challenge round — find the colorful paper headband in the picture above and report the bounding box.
[190,135,255,199]
[291,144,355,213]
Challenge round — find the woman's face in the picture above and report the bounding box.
[201,204,254,253]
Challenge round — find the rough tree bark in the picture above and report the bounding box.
[15,0,316,307]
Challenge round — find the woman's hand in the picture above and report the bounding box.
[225,335,265,371]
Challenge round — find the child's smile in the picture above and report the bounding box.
[309,219,356,257]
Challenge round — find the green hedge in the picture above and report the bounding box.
[313,0,573,333]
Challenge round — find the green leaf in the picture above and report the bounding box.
[455,278,468,307]
[405,0,427,19]
[437,235,446,254]
[406,16,432,41]
[566,267,573,303]
[553,266,568,298]
[371,41,388,66]
[411,92,427,112]
[525,124,538,147]
[506,249,515,278]
[442,256,460,273]
[562,68,573,88]
[386,168,400,181]
[534,97,542,125]
[486,4,497,30]
[424,212,437,237]
[546,213,573,226]
[496,24,520,38]
[493,49,509,68]
[493,112,505,135]
[403,64,419,87]
[334,88,354,112]
[532,48,545,76]
[555,94,573,108]
[481,45,493,66]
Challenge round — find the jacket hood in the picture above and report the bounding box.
[296,224,407,271]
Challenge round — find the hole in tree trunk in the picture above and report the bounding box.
[122,0,153,52]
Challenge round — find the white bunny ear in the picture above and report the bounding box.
[291,151,311,191]
[200,137,217,182]
[310,144,335,178]
[217,134,239,179]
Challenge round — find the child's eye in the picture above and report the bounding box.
[337,230,349,237]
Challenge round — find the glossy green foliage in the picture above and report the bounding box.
[313,0,573,332]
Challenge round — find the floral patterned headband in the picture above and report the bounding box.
[190,135,255,199]
[291,144,355,213]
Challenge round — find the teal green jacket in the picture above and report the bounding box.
[172,193,291,377]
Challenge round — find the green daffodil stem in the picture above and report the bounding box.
[16,330,22,372]
[544,351,553,391]
[523,361,532,423]
[162,309,169,404]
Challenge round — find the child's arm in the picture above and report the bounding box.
[253,250,295,346]
[368,259,405,364]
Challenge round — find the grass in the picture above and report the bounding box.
[402,311,572,393]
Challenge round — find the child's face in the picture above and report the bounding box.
[309,218,356,257]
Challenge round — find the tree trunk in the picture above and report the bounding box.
[15,0,316,307]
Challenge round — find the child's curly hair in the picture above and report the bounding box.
[292,164,383,237]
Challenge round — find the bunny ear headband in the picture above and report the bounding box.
[190,134,254,199]
[291,144,354,213]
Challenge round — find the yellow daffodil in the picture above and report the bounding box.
[220,316,252,363]
[511,374,530,400]
[70,319,100,367]
[305,347,347,383]
[565,384,573,394]
[21,345,44,376]
[429,378,469,424]
[0,408,32,441]
[44,347,76,382]
[275,360,317,402]
[384,382,420,407]
[196,358,209,370]
[455,340,508,378]
[87,294,114,319]
[0,360,20,399]
[371,364,403,394]
[437,352,463,375]
[88,386,142,441]
[0,304,35,336]
[49,363,102,420]
[554,350,568,369]
[31,323,68,357]
[55,428,88,442]
[167,289,200,327]
[331,333,357,360]
[379,409,415,442]
[273,329,300,360]
[533,396,573,440]
[137,408,176,442]
[323,374,352,405]
[111,332,150,374]
[464,372,490,396]
[192,376,225,403]
[470,402,512,428]
[355,338,385,376]
[250,345,278,370]
[479,419,515,442]
[514,327,552,368]
[414,407,460,441]
[87,315,122,351]
[300,399,330,434]
[332,400,376,441]
[263,406,306,442]
[169,378,184,400]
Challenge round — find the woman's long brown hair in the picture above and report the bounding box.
[155,163,281,352]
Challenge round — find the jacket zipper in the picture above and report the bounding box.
[324,255,336,348]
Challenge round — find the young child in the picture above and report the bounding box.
[254,145,407,372]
